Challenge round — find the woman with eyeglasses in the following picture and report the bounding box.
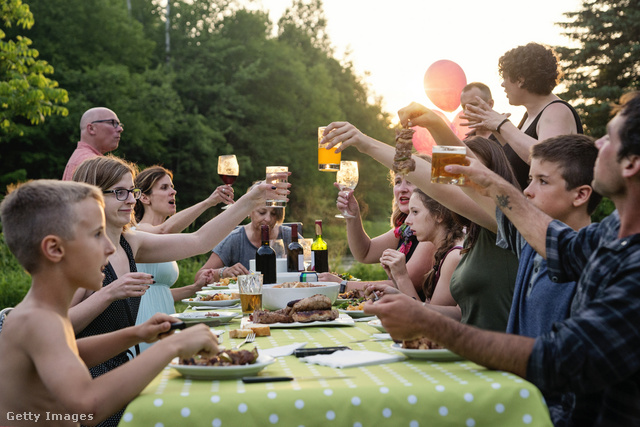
[69,154,288,427]
[131,165,235,353]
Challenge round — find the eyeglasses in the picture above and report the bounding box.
[91,119,123,129]
[103,188,142,201]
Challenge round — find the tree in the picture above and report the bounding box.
[555,0,640,137]
[0,0,68,136]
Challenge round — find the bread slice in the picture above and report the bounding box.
[248,324,271,337]
[229,329,253,338]
[228,325,271,338]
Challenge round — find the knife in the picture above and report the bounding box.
[242,376,354,383]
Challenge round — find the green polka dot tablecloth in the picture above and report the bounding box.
[120,317,552,426]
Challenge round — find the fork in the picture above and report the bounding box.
[233,332,255,349]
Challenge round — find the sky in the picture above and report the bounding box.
[252,0,583,124]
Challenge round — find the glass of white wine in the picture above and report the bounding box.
[335,161,359,219]
[217,155,239,210]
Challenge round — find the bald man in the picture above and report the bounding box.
[62,107,123,180]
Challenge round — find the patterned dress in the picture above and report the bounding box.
[76,235,140,427]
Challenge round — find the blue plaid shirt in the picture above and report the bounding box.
[527,211,640,426]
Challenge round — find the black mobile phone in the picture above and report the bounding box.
[293,346,350,357]
[169,321,186,331]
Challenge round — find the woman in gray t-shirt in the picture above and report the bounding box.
[195,206,293,280]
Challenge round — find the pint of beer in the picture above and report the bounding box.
[431,146,467,185]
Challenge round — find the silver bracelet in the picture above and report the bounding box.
[219,267,227,279]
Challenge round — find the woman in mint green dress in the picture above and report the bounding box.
[132,166,232,352]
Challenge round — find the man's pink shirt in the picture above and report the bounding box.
[62,141,103,181]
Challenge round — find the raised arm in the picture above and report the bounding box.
[464,97,578,163]
[136,185,233,235]
[397,102,465,147]
[323,122,496,232]
[446,158,552,257]
[132,181,288,263]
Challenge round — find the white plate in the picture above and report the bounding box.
[367,319,386,333]
[244,313,355,328]
[181,298,240,307]
[338,309,370,318]
[390,343,464,361]
[202,285,230,291]
[170,354,275,380]
[171,311,240,325]
[196,289,236,296]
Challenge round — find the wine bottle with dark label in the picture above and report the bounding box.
[311,220,329,273]
[287,224,304,272]
[256,225,277,284]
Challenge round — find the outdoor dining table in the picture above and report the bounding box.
[118,309,552,427]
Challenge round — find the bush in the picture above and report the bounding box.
[0,234,31,309]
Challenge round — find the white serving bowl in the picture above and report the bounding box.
[261,282,340,311]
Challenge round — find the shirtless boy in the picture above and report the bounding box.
[0,180,218,426]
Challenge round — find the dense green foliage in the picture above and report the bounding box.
[555,0,640,137]
[0,0,68,137]
[0,0,394,234]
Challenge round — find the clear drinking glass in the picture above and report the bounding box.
[430,146,467,185]
[238,273,263,315]
[266,166,288,207]
[217,155,239,210]
[318,126,341,172]
[335,161,359,219]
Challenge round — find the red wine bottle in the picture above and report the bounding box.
[219,174,238,185]
[256,225,277,284]
[287,224,304,272]
[311,220,329,273]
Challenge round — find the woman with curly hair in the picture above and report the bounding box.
[461,42,583,189]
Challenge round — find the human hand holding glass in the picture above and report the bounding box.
[217,155,239,210]
[335,161,358,219]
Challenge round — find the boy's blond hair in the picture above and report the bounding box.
[0,180,103,274]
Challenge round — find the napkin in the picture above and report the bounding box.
[260,342,307,358]
[300,350,404,368]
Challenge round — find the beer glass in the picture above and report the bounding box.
[431,146,467,185]
[266,166,288,207]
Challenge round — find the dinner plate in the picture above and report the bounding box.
[390,343,464,361]
[170,354,275,380]
[243,313,355,328]
[367,319,386,333]
[171,311,240,325]
[202,285,230,291]
[338,309,370,318]
[196,289,236,296]
[181,297,241,307]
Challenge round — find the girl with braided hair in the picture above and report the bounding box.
[380,189,466,305]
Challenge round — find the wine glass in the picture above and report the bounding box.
[217,155,239,210]
[335,161,359,219]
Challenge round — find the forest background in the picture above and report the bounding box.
[1,0,638,307]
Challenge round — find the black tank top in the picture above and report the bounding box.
[507,100,583,189]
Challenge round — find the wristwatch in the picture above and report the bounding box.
[339,280,348,293]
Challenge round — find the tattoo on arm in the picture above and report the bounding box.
[496,194,512,210]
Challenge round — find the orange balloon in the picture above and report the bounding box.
[423,60,467,112]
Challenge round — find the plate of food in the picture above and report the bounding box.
[367,319,386,333]
[337,309,372,319]
[170,349,275,380]
[171,311,240,326]
[182,294,240,307]
[390,342,463,361]
[246,313,355,328]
